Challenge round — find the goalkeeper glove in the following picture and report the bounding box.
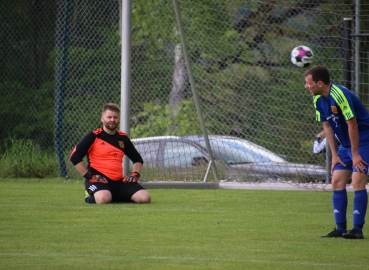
[83,171,108,184]
[124,172,140,183]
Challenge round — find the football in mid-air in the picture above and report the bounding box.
[290,45,314,68]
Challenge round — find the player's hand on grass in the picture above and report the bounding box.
[124,172,140,183]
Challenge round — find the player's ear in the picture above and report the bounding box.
[317,81,323,87]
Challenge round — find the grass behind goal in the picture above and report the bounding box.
[0,179,367,270]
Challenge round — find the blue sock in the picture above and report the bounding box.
[353,189,368,232]
[332,189,347,233]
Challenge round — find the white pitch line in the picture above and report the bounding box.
[0,252,365,268]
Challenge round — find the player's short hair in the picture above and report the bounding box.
[304,65,330,85]
[102,103,120,114]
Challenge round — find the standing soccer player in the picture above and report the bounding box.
[70,103,151,204]
[304,65,369,239]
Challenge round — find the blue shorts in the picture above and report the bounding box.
[334,143,369,173]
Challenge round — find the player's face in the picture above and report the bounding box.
[101,109,120,133]
[304,75,320,96]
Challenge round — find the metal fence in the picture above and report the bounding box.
[1,0,369,182]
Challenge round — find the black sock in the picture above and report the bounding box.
[85,195,96,204]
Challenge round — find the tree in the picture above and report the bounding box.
[0,0,57,147]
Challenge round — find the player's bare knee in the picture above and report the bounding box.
[141,193,151,203]
[331,178,344,190]
[94,190,112,204]
[331,170,352,190]
[135,194,151,204]
[95,198,110,204]
[131,190,151,203]
[138,196,151,204]
[351,173,368,190]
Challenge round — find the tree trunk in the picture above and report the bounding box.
[169,44,188,116]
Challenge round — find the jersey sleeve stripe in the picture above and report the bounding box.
[313,95,321,122]
[330,85,345,104]
[330,84,354,120]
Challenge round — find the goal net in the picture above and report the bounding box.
[3,0,366,183]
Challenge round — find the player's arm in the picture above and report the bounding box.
[74,161,89,177]
[123,137,144,166]
[322,122,337,156]
[123,161,143,183]
[123,138,144,183]
[346,117,359,156]
[346,117,367,172]
[323,121,345,172]
[70,132,96,176]
[132,162,143,175]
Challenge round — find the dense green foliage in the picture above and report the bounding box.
[1,181,368,269]
[0,138,59,178]
[0,1,57,148]
[1,1,369,177]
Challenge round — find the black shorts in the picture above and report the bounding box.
[85,179,146,203]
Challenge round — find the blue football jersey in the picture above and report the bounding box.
[313,83,369,147]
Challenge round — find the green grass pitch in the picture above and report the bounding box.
[0,179,368,270]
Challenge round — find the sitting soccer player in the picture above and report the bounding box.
[70,103,151,204]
